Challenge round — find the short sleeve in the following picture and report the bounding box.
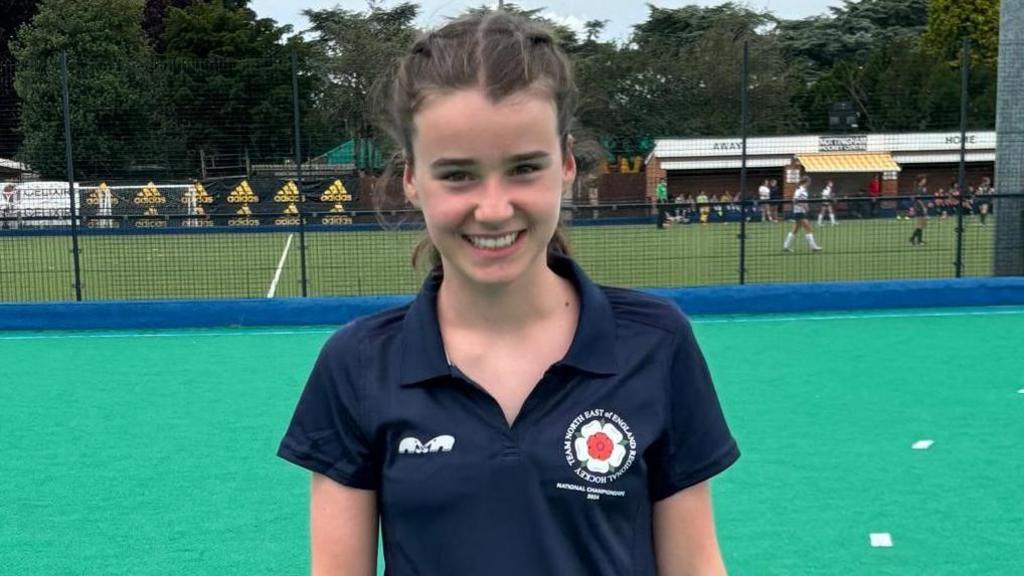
[648,316,739,501]
[277,324,379,489]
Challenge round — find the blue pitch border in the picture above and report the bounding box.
[3,277,1024,331]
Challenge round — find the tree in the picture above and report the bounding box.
[302,2,419,165]
[632,2,776,56]
[778,0,937,133]
[777,0,928,76]
[12,0,159,179]
[0,0,39,64]
[921,0,1000,64]
[617,3,797,138]
[583,19,608,43]
[0,0,40,158]
[160,1,301,173]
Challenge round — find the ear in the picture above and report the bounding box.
[561,140,577,191]
[403,159,420,208]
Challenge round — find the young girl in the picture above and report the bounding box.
[784,176,822,252]
[977,176,993,225]
[817,180,836,226]
[910,175,928,245]
[757,178,774,222]
[278,12,739,576]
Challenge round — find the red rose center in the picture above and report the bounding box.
[587,432,614,461]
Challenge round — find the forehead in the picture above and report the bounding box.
[411,88,560,160]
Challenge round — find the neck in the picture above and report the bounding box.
[437,257,574,334]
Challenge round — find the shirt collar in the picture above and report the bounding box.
[397,253,619,387]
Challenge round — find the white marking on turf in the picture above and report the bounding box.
[693,308,1024,325]
[0,329,334,341]
[267,233,294,298]
[912,440,934,450]
[869,533,893,548]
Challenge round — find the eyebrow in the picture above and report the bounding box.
[429,151,551,170]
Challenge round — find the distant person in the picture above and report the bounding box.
[934,186,947,220]
[868,175,881,218]
[976,176,993,225]
[817,180,836,226]
[758,179,774,222]
[710,193,724,219]
[769,178,782,222]
[1,184,16,230]
[784,176,822,252]
[655,177,668,229]
[910,175,928,245]
[696,190,710,224]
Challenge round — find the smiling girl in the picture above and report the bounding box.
[279,11,739,576]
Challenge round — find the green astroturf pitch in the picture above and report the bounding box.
[2,307,1022,575]
[0,215,998,302]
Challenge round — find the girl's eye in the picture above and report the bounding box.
[440,171,475,183]
[510,164,540,177]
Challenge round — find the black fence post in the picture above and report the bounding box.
[738,41,749,285]
[60,52,83,302]
[291,51,309,297]
[955,38,970,279]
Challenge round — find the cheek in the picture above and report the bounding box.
[419,191,469,232]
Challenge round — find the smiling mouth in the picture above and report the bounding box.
[463,231,523,250]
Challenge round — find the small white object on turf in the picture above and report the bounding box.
[869,533,893,548]
[912,440,934,450]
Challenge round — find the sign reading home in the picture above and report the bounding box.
[818,135,868,152]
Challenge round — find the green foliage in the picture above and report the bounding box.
[0,0,39,158]
[921,0,1000,64]
[581,2,798,148]
[302,2,418,164]
[160,1,300,171]
[0,0,40,64]
[12,0,157,178]
[777,0,928,75]
[781,0,998,134]
[6,0,1002,181]
[633,2,776,55]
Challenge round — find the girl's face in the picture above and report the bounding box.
[404,87,575,290]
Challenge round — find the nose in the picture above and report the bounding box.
[474,175,514,224]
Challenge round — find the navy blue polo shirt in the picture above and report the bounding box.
[278,253,739,576]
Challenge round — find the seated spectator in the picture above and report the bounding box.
[696,190,710,224]
[709,194,724,219]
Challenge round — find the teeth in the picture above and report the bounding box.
[467,232,519,250]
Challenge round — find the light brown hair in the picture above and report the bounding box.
[374,10,578,270]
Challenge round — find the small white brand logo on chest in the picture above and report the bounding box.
[398,435,456,454]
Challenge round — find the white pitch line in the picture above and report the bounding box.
[869,533,893,548]
[692,308,1024,325]
[267,233,294,299]
[0,329,334,341]
[912,440,934,450]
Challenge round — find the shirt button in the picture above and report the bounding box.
[501,446,520,459]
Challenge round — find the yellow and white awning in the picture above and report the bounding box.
[796,152,901,173]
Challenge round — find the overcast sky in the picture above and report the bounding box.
[251,0,844,41]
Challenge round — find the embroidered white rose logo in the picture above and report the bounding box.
[574,420,627,474]
[564,409,637,484]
